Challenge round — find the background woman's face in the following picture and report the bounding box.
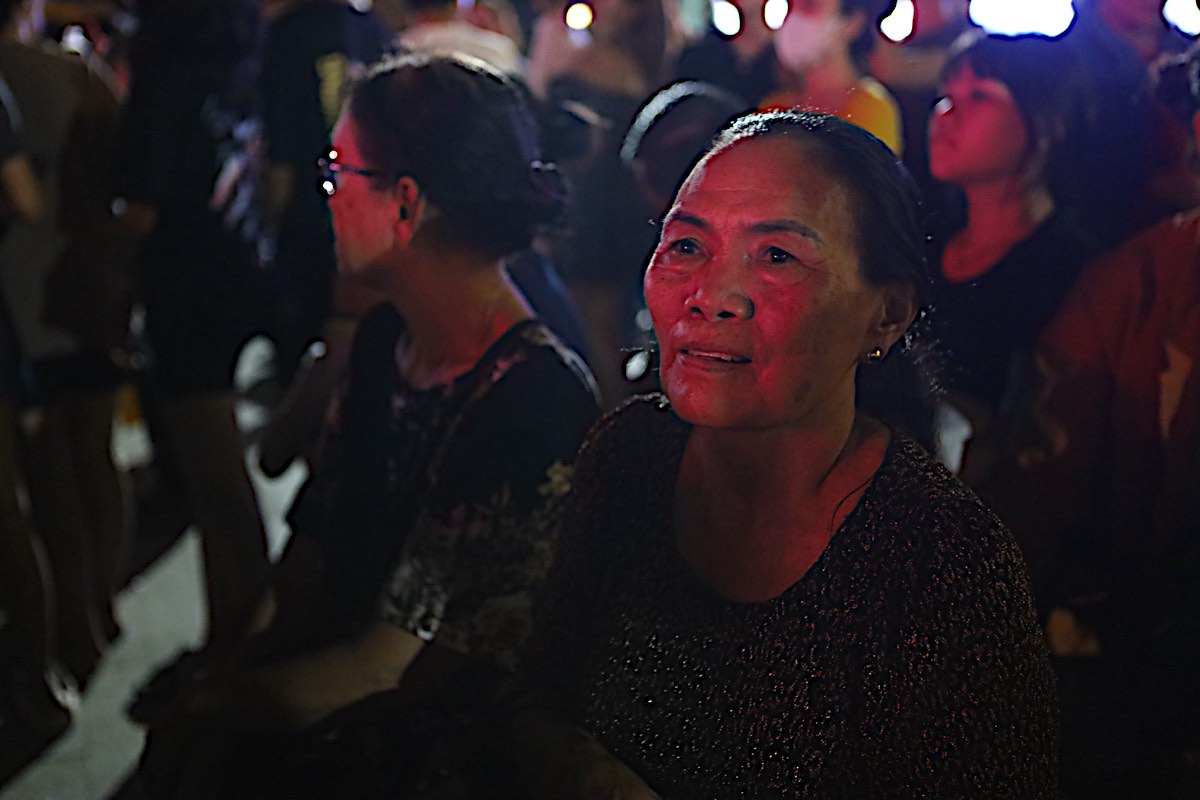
[328,114,397,279]
[928,63,1031,187]
[644,136,885,431]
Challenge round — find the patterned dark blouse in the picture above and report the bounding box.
[527,396,1057,798]
[288,304,600,671]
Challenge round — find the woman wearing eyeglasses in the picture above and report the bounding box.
[136,54,600,799]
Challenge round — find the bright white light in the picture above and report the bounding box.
[763,0,788,30]
[879,0,915,42]
[1164,0,1200,35]
[565,2,594,30]
[712,0,742,35]
[62,24,90,54]
[968,0,1075,37]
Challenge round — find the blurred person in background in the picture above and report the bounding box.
[0,64,72,776]
[115,0,272,704]
[869,0,971,203]
[673,0,779,105]
[925,32,1100,480]
[259,0,392,398]
[761,0,904,154]
[0,0,126,696]
[987,44,1200,799]
[398,0,523,73]
[1066,0,1194,244]
[542,0,673,404]
[136,54,599,800]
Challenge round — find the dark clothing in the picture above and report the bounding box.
[993,209,1200,616]
[118,11,265,394]
[527,396,1058,799]
[0,42,123,398]
[289,305,600,670]
[262,1,392,376]
[546,76,646,288]
[674,33,777,107]
[988,210,1200,800]
[930,211,1100,410]
[1061,12,1157,245]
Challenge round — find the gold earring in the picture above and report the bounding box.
[864,346,884,363]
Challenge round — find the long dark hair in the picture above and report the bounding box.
[707,110,940,448]
[940,31,1094,206]
[349,54,568,260]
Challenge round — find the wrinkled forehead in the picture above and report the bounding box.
[678,134,850,209]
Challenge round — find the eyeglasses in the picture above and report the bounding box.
[317,150,384,197]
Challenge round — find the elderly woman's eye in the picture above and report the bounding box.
[766,246,795,264]
[667,237,701,255]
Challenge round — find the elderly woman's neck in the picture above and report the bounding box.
[383,248,532,388]
[686,405,867,501]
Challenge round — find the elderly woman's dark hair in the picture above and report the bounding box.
[707,110,939,447]
[941,31,1094,204]
[349,54,568,260]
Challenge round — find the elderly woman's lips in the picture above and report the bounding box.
[679,348,752,365]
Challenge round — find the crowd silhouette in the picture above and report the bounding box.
[0,0,1196,797]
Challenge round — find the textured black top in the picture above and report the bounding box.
[288,305,600,668]
[527,396,1057,799]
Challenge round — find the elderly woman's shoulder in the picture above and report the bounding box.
[871,435,1026,571]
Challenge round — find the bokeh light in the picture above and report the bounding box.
[879,0,915,42]
[763,0,788,31]
[712,0,742,36]
[1164,0,1200,35]
[968,0,1075,37]
[565,2,594,30]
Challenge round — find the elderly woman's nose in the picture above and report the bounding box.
[686,278,756,321]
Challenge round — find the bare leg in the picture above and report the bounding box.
[160,391,270,650]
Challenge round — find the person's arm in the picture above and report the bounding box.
[184,619,425,732]
[0,152,41,221]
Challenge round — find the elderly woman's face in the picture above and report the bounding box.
[645,136,887,431]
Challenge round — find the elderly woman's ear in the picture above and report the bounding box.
[866,284,918,358]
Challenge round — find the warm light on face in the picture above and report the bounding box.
[968,0,1076,36]
[879,0,915,41]
[565,2,595,30]
[763,0,788,30]
[1164,0,1200,34]
[713,0,742,35]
